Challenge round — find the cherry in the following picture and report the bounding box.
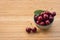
[43,14,48,19]
[40,22,45,25]
[32,27,37,33]
[26,27,32,33]
[37,16,42,21]
[45,20,50,25]
[49,19,53,23]
[34,15,38,21]
[45,11,52,16]
[36,21,40,24]
[52,12,56,17]
[49,15,54,20]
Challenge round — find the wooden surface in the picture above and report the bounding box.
[0,0,60,40]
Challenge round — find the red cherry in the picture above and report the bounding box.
[52,12,56,17]
[26,27,32,33]
[36,21,40,24]
[45,11,52,16]
[49,19,54,23]
[43,14,48,19]
[32,27,37,33]
[40,22,45,25]
[34,15,38,21]
[45,20,50,25]
[49,15,54,20]
[37,16,42,21]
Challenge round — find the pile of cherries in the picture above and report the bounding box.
[34,11,56,26]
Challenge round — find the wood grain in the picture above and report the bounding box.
[0,0,60,40]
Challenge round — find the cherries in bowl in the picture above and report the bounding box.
[34,10,56,29]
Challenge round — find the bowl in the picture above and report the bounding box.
[34,15,54,30]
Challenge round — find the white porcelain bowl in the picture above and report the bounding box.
[34,15,54,30]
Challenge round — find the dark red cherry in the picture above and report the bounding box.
[32,27,37,33]
[49,15,54,20]
[26,27,32,33]
[45,20,50,25]
[34,15,38,21]
[36,21,40,24]
[52,12,56,17]
[40,22,45,25]
[43,14,48,19]
[37,16,42,21]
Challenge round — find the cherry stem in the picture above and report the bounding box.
[50,8,53,10]
[30,23,32,27]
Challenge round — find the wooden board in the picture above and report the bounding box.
[0,0,60,40]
